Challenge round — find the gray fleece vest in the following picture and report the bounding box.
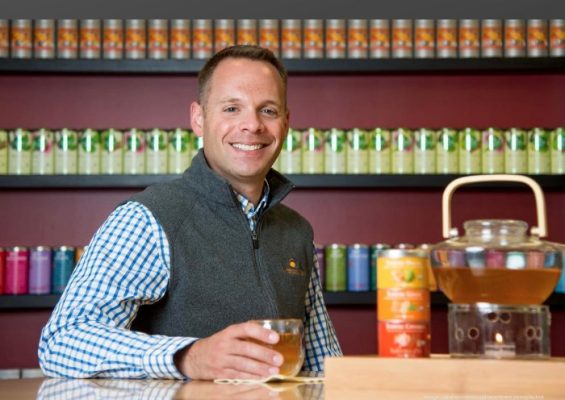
[129,150,314,338]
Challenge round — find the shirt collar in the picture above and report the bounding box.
[234,179,270,217]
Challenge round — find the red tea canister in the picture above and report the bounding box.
[5,247,29,295]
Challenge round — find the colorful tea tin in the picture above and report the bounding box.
[347,128,369,174]
[78,129,101,175]
[377,249,429,289]
[52,246,75,294]
[54,128,79,174]
[391,128,414,174]
[29,246,52,295]
[369,128,391,174]
[378,321,431,357]
[324,128,347,174]
[5,247,29,295]
[146,128,168,174]
[32,129,54,175]
[377,288,430,321]
[302,128,324,174]
[168,128,191,174]
[325,244,347,292]
[528,128,550,174]
[348,244,370,292]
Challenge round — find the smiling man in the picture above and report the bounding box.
[38,45,342,380]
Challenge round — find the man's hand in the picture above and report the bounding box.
[175,322,283,380]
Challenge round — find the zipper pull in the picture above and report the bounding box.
[252,232,259,249]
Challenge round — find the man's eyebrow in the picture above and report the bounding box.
[217,98,283,107]
[218,97,242,104]
[261,100,282,107]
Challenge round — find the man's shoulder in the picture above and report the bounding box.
[133,176,195,208]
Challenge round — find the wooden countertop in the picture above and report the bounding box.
[0,377,324,399]
[4,356,565,399]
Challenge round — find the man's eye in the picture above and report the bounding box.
[224,106,238,112]
[262,108,278,116]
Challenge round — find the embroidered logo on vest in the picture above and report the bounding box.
[284,258,305,275]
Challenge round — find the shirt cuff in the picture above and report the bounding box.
[142,337,197,379]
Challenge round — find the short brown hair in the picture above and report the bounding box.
[197,45,288,107]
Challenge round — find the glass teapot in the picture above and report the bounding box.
[430,175,563,305]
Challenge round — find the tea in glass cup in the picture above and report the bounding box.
[250,318,305,376]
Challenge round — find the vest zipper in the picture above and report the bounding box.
[253,213,279,317]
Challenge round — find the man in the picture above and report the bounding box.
[38,45,342,380]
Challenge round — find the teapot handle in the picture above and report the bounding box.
[442,174,547,239]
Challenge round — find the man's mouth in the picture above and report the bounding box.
[231,143,266,151]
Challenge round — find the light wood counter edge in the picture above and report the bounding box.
[325,355,565,400]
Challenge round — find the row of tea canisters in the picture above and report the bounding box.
[1,19,563,59]
[0,246,84,295]
[276,127,565,175]
[2,127,563,176]
[315,242,433,292]
[1,128,201,175]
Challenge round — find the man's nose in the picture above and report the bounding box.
[239,111,264,133]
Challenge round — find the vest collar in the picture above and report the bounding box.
[183,150,295,209]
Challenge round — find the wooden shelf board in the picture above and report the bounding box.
[1,57,563,75]
[0,174,562,189]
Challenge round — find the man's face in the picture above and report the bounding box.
[191,58,289,188]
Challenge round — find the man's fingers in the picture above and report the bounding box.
[232,339,283,367]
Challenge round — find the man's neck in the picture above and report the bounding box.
[230,180,265,206]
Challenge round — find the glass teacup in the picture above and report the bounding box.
[250,318,305,377]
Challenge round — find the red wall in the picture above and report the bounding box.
[0,71,564,368]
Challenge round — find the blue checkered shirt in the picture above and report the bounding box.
[38,187,342,379]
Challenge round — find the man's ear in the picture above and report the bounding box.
[190,101,204,137]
